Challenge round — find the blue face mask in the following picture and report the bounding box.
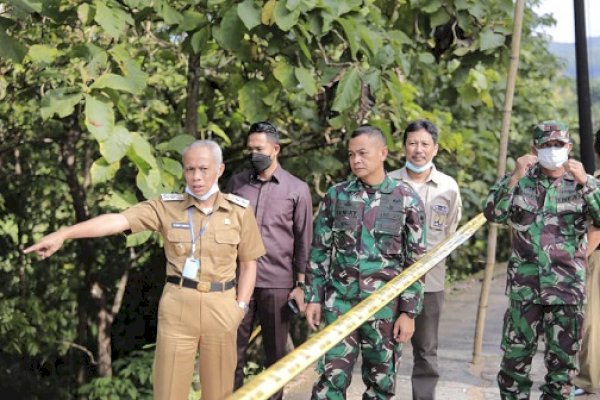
[406,161,433,173]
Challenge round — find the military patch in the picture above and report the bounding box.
[225,193,249,208]
[375,218,402,234]
[431,204,448,231]
[161,193,185,201]
[333,202,361,230]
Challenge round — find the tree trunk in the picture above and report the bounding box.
[185,52,201,136]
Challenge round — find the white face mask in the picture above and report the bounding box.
[185,180,219,201]
[537,147,568,170]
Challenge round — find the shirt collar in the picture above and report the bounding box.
[345,174,396,194]
[250,164,282,184]
[180,191,231,212]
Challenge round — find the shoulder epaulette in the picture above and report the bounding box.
[225,193,249,208]
[160,193,185,201]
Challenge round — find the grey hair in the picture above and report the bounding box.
[182,140,223,164]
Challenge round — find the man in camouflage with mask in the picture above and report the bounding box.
[484,121,600,399]
[304,125,426,400]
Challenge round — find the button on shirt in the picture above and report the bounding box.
[484,165,600,305]
[226,166,313,288]
[121,192,266,282]
[389,166,462,292]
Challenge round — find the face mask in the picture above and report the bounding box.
[249,152,272,173]
[537,147,568,170]
[185,180,219,201]
[406,160,433,174]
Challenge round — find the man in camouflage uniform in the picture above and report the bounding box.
[304,125,427,400]
[484,121,600,399]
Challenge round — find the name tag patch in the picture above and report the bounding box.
[431,204,448,230]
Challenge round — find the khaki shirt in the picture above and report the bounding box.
[389,166,462,292]
[121,191,265,282]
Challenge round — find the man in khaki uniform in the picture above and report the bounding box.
[24,140,265,400]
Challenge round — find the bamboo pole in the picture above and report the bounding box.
[472,0,525,364]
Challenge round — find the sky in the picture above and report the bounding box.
[534,0,600,43]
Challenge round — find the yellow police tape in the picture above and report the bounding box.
[228,213,487,400]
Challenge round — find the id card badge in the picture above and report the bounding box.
[182,257,200,279]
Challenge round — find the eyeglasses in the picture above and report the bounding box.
[537,141,568,149]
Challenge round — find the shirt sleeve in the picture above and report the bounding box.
[236,206,266,262]
[483,173,515,224]
[448,182,463,234]
[304,189,335,304]
[292,183,313,275]
[398,191,426,315]
[120,200,162,233]
[582,175,600,227]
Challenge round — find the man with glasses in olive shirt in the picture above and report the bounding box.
[226,121,313,399]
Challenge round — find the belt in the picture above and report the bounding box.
[166,275,236,292]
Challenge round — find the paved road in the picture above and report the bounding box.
[283,267,599,399]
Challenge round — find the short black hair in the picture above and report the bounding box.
[247,121,279,143]
[403,119,439,144]
[350,125,386,145]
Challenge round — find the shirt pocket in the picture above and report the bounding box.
[374,213,405,257]
[557,200,586,236]
[332,227,358,251]
[214,228,241,246]
[508,195,537,231]
[166,229,192,258]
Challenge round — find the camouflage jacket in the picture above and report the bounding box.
[483,164,600,305]
[305,175,427,319]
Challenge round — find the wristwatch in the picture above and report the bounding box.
[295,281,306,289]
[237,301,249,314]
[403,312,417,319]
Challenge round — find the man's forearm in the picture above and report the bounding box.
[237,260,257,303]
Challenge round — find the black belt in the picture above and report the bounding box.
[166,275,236,292]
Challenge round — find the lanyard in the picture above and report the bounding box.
[187,208,212,256]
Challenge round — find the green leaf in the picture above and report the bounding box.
[102,190,137,210]
[85,94,115,141]
[273,0,300,31]
[213,6,246,52]
[418,52,435,64]
[237,0,261,30]
[207,122,231,146]
[332,67,361,112]
[94,0,133,39]
[238,80,269,120]
[430,8,451,28]
[179,10,206,31]
[99,125,132,164]
[128,132,158,171]
[421,0,442,13]
[109,45,148,93]
[190,28,210,53]
[273,59,297,89]
[91,73,143,95]
[358,25,382,57]
[294,67,317,96]
[160,157,183,177]
[261,0,277,25]
[157,134,196,154]
[136,168,163,200]
[90,158,120,184]
[156,2,182,25]
[77,3,95,25]
[27,44,61,65]
[6,0,43,13]
[0,28,27,63]
[126,231,153,247]
[337,17,360,59]
[40,90,83,120]
[479,28,505,51]
[387,30,412,46]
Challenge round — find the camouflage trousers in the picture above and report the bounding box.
[498,300,584,400]
[311,306,401,400]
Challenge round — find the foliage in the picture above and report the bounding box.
[0,0,577,395]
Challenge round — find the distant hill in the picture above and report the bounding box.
[549,36,600,78]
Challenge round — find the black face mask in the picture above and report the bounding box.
[249,152,272,173]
